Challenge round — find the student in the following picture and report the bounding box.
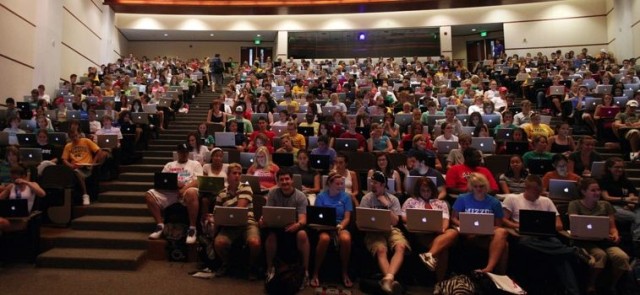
[61,127,107,205]
[0,165,46,212]
[261,169,310,290]
[2,115,26,145]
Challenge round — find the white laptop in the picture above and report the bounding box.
[548,179,578,200]
[569,215,609,240]
[214,132,236,147]
[213,207,249,226]
[458,213,494,235]
[470,137,495,153]
[356,207,392,232]
[405,209,443,233]
[261,206,297,228]
[594,85,612,95]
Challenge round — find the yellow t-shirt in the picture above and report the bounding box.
[291,133,306,150]
[62,138,100,165]
[522,123,554,139]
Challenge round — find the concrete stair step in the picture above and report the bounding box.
[37,248,146,270]
[141,150,174,157]
[43,230,149,250]
[155,133,189,140]
[118,172,155,182]
[148,144,181,150]
[140,156,172,165]
[99,191,146,204]
[120,164,164,173]
[99,181,152,193]
[83,203,149,216]
[72,215,156,232]
[151,139,186,145]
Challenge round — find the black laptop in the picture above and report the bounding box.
[527,159,554,175]
[505,142,530,155]
[154,172,178,190]
[297,126,314,137]
[0,199,29,218]
[16,133,37,146]
[518,210,557,236]
[307,206,337,229]
[272,152,294,167]
[17,102,32,120]
[309,154,331,171]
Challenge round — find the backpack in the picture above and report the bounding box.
[163,204,189,262]
[212,59,224,74]
[265,258,305,295]
[433,274,478,295]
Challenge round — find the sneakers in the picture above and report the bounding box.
[186,228,197,244]
[149,224,164,239]
[300,272,309,290]
[265,267,275,284]
[82,194,91,205]
[380,278,402,295]
[419,252,438,271]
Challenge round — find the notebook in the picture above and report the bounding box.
[271,125,288,137]
[458,213,494,235]
[97,134,118,149]
[590,161,606,179]
[471,137,495,153]
[0,199,29,218]
[198,176,225,194]
[570,215,609,240]
[598,107,619,118]
[356,207,391,232]
[334,138,359,152]
[154,172,178,190]
[20,148,43,165]
[518,210,556,236]
[309,154,330,171]
[482,114,501,128]
[548,86,565,96]
[297,126,314,137]
[548,179,578,200]
[16,133,37,146]
[405,209,443,233]
[214,132,236,147]
[213,207,248,226]
[261,206,297,228]
[495,128,514,141]
[594,85,612,95]
[307,206,337,230]
[48,132,68,145]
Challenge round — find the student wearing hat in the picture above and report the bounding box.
[228,105,253,134]
[613,100,640,158]
[146,143,204,244]
[359,171,408,295]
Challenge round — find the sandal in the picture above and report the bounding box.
[342,276,353,288]
[309,277,320,288]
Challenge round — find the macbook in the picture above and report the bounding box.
[97,134,118,149]
[154,172,178,190]
[570,215,609,240]
[309,154,330,171]
[20,148,42,165]
[549,86,565,96]
[458,213,494,235]
[548,179,578,200]
[214,132,236,147]
[505,142,529,155]
[481,114,501,128]
[395,114,412,126]
[405,209,443,233]
[527,159,554,175]
[598,107,620,118]
[335,138,359,152]
[436,141,457,154]
[213,207,248,226]
[356,207,391,232]
[307,206,337,230]
[471,137,495,154]
[518,210,556,236]
[48,132,67,145]
[132,113,150,125]
[590,161,606,179]
[271,125,288,137]
[239,152,256,169]
[262,206,297,228]
[272,152,294,167]
[297,126,314,137]
[198,176,225,194]
[495,128,514,141]
[240,174,262,193]
[0,199,29,218]
[66,110,81,120]
[594,85,612,95]
[16,133,37,146]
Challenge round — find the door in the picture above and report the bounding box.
[240,47,273,67]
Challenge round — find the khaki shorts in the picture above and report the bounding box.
[215,220,260,245]
[147,187,198,209]
[625,129,640,140]
[364,227,410,255]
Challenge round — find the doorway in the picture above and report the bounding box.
[466,39,502,70]
[240,47,273,67]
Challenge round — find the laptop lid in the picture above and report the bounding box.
[549,86,565,96]
[505,142,529,155]
[548,179,578,200]
[159,98,172,108]
[436,141,457,154]
[213,207,248,226]
[154,172,178,190]
[335,138,359,152]
[405,209,443,233]
[528,159,554,175]
[240,174,262,193]
[481,114,501,128]
[66,110,81,120]
[143,104,157,113]
[569,215,609,240]
[459,213,494,235]
[590,161,606,179]
[198,176,225,194]
[16,133,37,146]
[48,132,67,145]
[0,199,29,218]
[307,206,337,229]
[495,128,514,141]
[262,206,297,228]
[132,113,150,125]
[272,152,294,167]
[239,152,255,169]
[471,137,495,153]
[20,148,43,165]
[97,134,118,149]
[356,207,391,232]
[297,126,314,137]
[518,210,556,236]
[214,132,236,147]
[309,154,330,171]
[395,114,412,126]
[594,85,612,95]
[598,107,620,118]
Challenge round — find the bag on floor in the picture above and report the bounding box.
[265,258,304,295]
[163,204,189,262]
[433,274,478,295]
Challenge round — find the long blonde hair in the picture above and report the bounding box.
[252,146,272,170]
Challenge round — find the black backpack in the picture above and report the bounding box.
[163,203,189,262]
[265,258,304,295]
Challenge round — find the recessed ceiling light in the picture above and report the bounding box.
[164,33,168,36]
[471,28,476,32]
[210,33,214,36]
[257,34,261,37]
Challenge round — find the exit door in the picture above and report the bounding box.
[466,39,502,70]
[240,47,273,67]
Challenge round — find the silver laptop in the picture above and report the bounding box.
[395,114,412,126]
[458,213,494,235]
[67,110,81,120]
[356,207,391,232]
[239,152,255,169]
[548,179,578,200]
[262,206,297,228]
[549,86,565,96]
[594,85,612,95]
[132,113,149,124]
[20,148,43,165]
[240,174,262,193]
[97,134,118,149]
[215,132,236,147]
[321,106,338,117]
[271,125,288,137]
[405,209,443,233]
[213,207,249,226]
[471,137,495,153]
[436,141,457,154]
[143,104,157,113]
[460,126,476,135]
[159,98,172,108]
[570,215,609,240]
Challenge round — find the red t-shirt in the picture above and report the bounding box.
[445,164,499,192]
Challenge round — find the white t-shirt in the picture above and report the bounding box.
[501,193,558,222]
[162,160,203,187]
[202,163,229,186]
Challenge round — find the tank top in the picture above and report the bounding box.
[10,184,34,212]
[333,169,353,193]
[210,111,224,123]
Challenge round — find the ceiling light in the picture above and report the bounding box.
[210,33,214,36]
[471,28,476,32]
[164,33,168,37]
[257,34,261,37]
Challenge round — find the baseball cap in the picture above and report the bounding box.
[626,100,638,107]
[370,171,388,188]
[176,143,190,153]
[235,105,244,113]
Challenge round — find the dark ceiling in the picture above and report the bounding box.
[103,0,558,15]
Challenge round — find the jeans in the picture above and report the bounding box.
[613,205,640,242]
[519,236,581,295]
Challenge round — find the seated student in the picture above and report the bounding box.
[94,115,122,147]
[33,114,54,133]
[61,127,107,206]
[196,122,214,148]
[248,133,274,154]
[368,152,402,194]
[359,171,408,295]
[146,143,203,244]
[403,177,458,282]
[0,165,46,212]
[446,147,498,195]
[88,110,101,135]
[445,133,482,169]
[522,135,555,168]
[186,132,210,165]
[567,136,602,178]
[311,135,337,167]
[261,169,310,289]
[502,175,584,295]
[542,153,581,193]
[272,109,290,128]
[451,173,509,274]
[275,134,299,158]
[613,100,640,158]
[547,122,576,155]
[433,122,459,154]
[4,97,20,119]
[0,146,22,186]
[521,113,554,140]
[248,116,275,148]
[35,129,60,176]
[514,100,534,126]
[225,119,247,152]
[407,134,438,169]
[210,163,261,279]
[290,150,320,196]
[203,147,228,180]
[420,100,444,126]
[247,146,279,190]
[568,178,631,295]
[310,171,354,288]
[2,115,26,145]
[368,122,395,153]
[279,92,300,113]
[435,107,464,136]
[493,110,517,134]
[339,117,366,152]
[399,150,447,200]
[332,153,360,207]
[286,121,306,151]
[299,113,319,136]
[499,155,529,194]
[228,105,253,134]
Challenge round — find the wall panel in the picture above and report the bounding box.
[128,41,275,62]
[0,58,34,101]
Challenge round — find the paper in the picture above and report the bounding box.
[486,272,526,294]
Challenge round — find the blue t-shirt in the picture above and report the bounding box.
[373,135,390,151]
[314,190,353,223]
[452,192,504,218]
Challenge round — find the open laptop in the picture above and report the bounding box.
[594,85,612,95]
[142,104,157,113]
[272,152,294,167]
[0,199,29,218]
[405,209,443,233]
[132,113,150,125]
[585,97,602,112]
[154,172,178,190]
[495,128,514,141]
[66,110,81,121]
[213,207,248,226]
[198,176,225,194]
[240,174,262,193]
[271,125,288,137]
[334,138,359,152]
[569,215,609,240]
[436,141,457,154]
[262,206,297,228]
[505,141,530,155]
[481,114,501,128]
[471,137,495,154]
[548,179,578,200]
[356,207,391,232]
[239,152,255,169]
[16,133,37,147]
[297,126,314,137]
[20,148,43,165]
[97,134,118,149]
[548,86,565,96]
[458,213,495,235]
[395,114,412,126]
[48,132,67,145]
[214,132,236,147]
[309,154,330,171]
[590,161,606,179]
[527,159,554,175]
[518,210,556,236]
[598,107,620,119]
[159,98,172,108]
[307,206,337,230]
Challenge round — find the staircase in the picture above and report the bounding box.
[37,91,215,270]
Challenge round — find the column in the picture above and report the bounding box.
[33,0,63,91]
